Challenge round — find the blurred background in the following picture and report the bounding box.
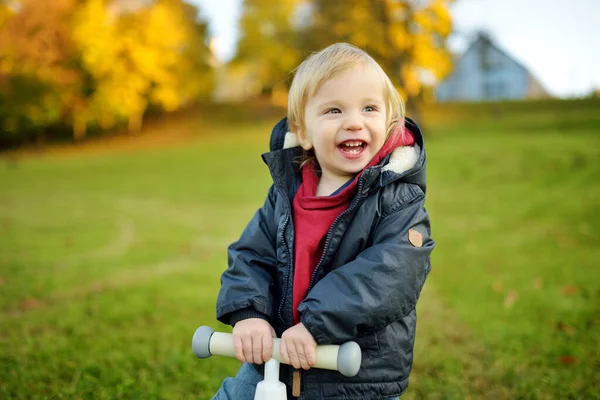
[1,0,598,398]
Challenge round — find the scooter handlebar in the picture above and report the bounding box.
[192,326,361,377]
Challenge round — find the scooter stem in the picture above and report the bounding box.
[264,358,280,383]
[254,359,287,400]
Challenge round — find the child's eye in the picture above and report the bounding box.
[326,108,341,114]
[364,105,377,112]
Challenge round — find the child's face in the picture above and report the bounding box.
[300,64,387,183]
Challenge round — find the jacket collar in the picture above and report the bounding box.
[280,130,419,177]
[262,117,427,198]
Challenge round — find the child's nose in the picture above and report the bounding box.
[342,111,364,131]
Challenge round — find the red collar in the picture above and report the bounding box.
[297,126,415,204]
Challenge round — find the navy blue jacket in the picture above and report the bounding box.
[216,117,434,399]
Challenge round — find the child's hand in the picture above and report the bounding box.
[232,318,276,365]
[280,322,317,370]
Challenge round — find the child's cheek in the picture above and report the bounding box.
[314,118,333,133]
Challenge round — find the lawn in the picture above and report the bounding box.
[1,99,599,399]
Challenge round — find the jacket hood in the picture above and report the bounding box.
[264,116,428,194]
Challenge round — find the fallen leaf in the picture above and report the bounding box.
[533,278,543,290]
[504,289,518,308]
[554,232,576,249]
[558,355,576,365]
[448,334,464,344]
[90,282,104,293]
[492,281,503,294]
[556,322,576,336]
[0,276,5,285]
[561,285,578,296]
[20,298,42,311]
[64,236,74,247]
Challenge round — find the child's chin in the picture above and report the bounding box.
[342,163,368,175]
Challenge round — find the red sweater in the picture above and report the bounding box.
[291,128,415,324]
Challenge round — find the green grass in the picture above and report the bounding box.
[1,100,599,399]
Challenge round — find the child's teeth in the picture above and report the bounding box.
[340,141,364,153]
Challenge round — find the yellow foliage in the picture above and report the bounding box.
[234,0,304,94]
[402,65,421,97]
[73,0,117,77]
[389,23,411,51]
[430,0,453,36]
[0,0,83,133]
[234,0,455,103]
[72,0,214,132]
[0,4,13,27]
[0,0,213,139]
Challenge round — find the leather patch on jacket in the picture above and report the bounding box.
[408,229,423,247]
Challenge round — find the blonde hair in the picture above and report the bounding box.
[288,43,406,149]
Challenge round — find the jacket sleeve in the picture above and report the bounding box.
[298,193,434,344]
[216,185,279,326]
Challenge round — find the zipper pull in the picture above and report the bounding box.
[292,369,301,397]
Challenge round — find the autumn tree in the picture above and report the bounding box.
[233,0,305,103]
[73,0,214,135]
[0,0,84,142]
[232,0,453,112]
[0,0,213,143]
[306,0,453,108]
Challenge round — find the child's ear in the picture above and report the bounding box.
[291,122,313,151]
[297,130,313,151]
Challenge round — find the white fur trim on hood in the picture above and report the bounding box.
[283,132,300,149]
[382,145,419,175]
[283,132,419,175]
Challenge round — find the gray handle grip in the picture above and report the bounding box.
[192,326,361,377]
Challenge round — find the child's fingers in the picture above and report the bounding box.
[261,333,273,361]
[242,336,254,364]
[287,341,301,369]
[280,339,290,365]
[296,343,310,370]
[233,335,245,363]
[305,342,316,366]
[252,333,263,365]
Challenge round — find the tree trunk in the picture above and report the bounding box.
[35,129,47,149]
[73,118,87,142]
[128,112,143,133]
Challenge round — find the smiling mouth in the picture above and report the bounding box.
[339,140,366,155]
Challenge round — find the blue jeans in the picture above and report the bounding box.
[212,363,400,400]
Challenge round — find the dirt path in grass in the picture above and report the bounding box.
[0,246,221,322]
[1,258,510,397]
[405,284,509,399]
[56,218,136,269]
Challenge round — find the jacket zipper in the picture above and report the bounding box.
[293,177,366,397]
[307,176,367,292]
[279,174,368,396]
[272,184,296,393]
[276,187,293,328]
[278,171,371,324]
